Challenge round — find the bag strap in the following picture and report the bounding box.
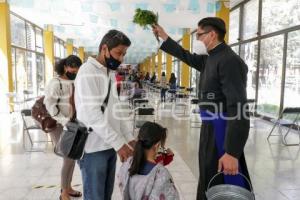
[54,78,63,117]
[101,77,111,113]
[70,83,76,121]
[70,73,112,123]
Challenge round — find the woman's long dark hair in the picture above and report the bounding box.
[129,122,167,176]
[55,55,82,75]
[169,73,176,84]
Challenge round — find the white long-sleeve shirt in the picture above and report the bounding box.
[74,57,134,153]
[44,77,74,126]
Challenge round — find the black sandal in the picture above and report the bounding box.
[68,191,82,197]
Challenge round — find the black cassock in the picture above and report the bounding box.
[160,37,251,200]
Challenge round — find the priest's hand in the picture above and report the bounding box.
[218,153,239,175]
[152,25,169,41]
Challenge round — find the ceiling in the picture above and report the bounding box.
[8,0,224,64]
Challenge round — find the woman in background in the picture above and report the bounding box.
[169,73,177,90]
[160,72,168,102]
[44,55,82,200]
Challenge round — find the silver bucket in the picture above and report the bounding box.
[206,172,255,200]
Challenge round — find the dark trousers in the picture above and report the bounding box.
[161,88,167,102]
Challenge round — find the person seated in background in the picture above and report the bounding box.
[116,70,124,96]
[150,72,156,83]
[128,81,146,105]
[144,72,150,81]
[118,122,179,200]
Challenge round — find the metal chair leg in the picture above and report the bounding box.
[267,122,278,140]
[26,129,34,147]
[282,126,300,146]
[283,126,292,141]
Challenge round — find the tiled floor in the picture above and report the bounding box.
[1,94,300,200]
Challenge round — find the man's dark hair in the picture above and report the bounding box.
[98,29,131,52]
[198,17,226,41]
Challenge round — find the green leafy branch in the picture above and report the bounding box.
[133,8,159,41]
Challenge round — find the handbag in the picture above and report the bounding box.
[31,78,62,132]
[54,79,111,160]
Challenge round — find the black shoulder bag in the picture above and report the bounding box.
[54,79,112,160]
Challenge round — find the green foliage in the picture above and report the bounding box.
[133,8,158,29]
[258,104,279,116]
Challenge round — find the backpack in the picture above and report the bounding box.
[32,79,62,133]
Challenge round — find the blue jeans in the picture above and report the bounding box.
[78,149,117,200]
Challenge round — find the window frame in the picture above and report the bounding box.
[229,0,300,119]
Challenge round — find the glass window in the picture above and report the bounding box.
[240,41,258,100]
[229,8,240,44]
[26,22,36,51]
[176,39,182,85]
[231,45,239,55]
[60,41,65,58]
[257,35,284,117]
[26,52,36,93]
[73,48,78,56]
[243,0,258,40]
[15,49,27,93]
[177,61,181,86]
[191,36,202,54]
[11,48,17,92]
[172,59,180,86]
[36,54,45,95]
[190,68,197,92]
[284,30,300,108]
[54,38,60,58]
[10,14,26,48]
[162,52,166,64]
[262,0,300,34]
[35,27,43,53]
[162,64,166,72]
[191,32,196,51]
[172,57,176,74]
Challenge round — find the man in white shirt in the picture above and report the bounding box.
[75,30,135,200]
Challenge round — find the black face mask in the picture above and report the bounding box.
[65,72,77,80]
[105,53,121,71]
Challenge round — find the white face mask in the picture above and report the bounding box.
[193,40,208,55]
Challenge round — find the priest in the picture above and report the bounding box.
[153,17,251,200]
